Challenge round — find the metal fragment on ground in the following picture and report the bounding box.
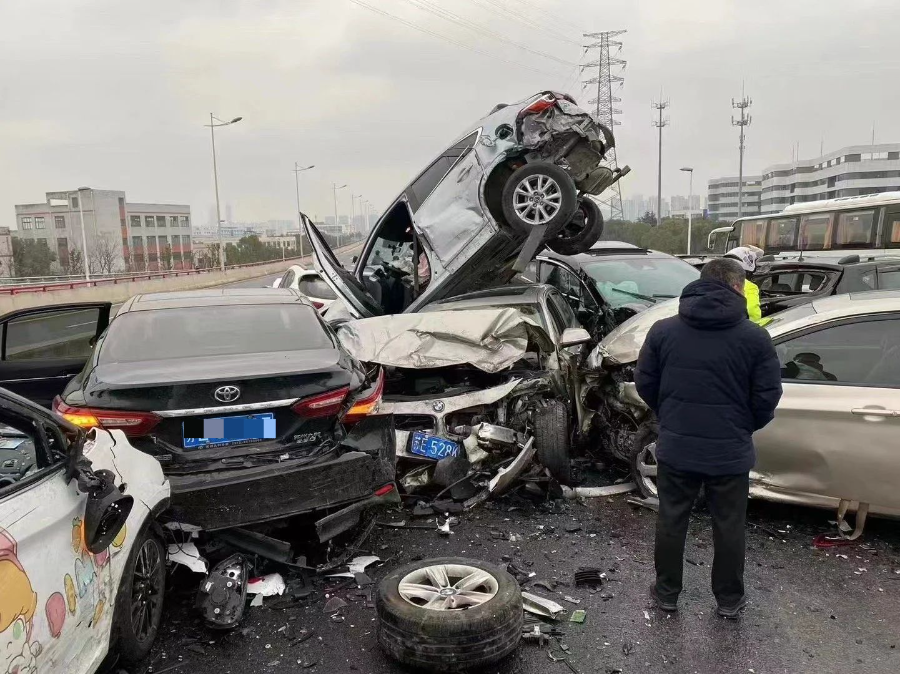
[522,591,566,619]
[562,482,637,499]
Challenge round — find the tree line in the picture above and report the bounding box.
[601,213,722,256]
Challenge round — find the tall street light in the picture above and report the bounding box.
[205,113,243,272]
[293,163,314,257]
[680,167,694,255]
[332,183,347,247]
[73,186,92,280]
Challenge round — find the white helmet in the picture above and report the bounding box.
[725,245,764,273]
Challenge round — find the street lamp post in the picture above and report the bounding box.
[205,113,243,272]
[680,167,694,255]
[74,187,91,280]
[293,163,314,257]
[332,183,347,247]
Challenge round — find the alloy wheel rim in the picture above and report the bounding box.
[637,440,659,497]
[513,174,563,224]
[131,539,162,642]
[398,563,499,610]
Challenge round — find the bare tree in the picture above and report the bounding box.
[89,233,118,274]
[67,248,85,275]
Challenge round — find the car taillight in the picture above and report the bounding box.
[291,386,350,418]
[52,397,162,437]
[343,369,384,425]
[521,94,556,116]
[374,483,395,497]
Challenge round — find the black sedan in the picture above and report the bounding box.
[28,288,395,535]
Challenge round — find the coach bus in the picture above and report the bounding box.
[707,192,900,259]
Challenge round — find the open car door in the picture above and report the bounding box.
[0,302,111,408]
[303,214,382,320]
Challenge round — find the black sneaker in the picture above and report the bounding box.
[650,585,678,612]
[716,595,748,618]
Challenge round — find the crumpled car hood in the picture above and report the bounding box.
[337,308,554,373]
[592,298,680,365]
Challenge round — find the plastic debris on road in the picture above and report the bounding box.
[167,541,208,574]
[247,572,286,597]
[561,482,636,499]
[522,591,566,619]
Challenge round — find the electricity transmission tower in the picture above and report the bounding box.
[652,98,669,227]
[582,30,626,220]
[732,86,752,217]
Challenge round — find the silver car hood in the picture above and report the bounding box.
[592,298,680,365]
[336,308,553,373]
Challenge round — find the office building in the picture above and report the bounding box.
[707,176,762,222]
[14,189,191,273]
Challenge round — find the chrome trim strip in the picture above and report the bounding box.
[154,398,296,418]
[0,375,73,384]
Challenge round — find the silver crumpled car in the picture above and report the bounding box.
[306,91,629,323]
[587,289,900,529]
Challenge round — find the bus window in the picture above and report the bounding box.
[798,213,834,251]
[708,228,731,253]
[766,217,798,251]
[738,219,767,248]
[834,210,876,248]
[886,210,900,249]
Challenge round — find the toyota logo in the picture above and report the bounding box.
[214,386,241,403]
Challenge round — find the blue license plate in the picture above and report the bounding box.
[410,432,460,460]
[183,413,276,450]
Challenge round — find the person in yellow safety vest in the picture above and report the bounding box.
[724,246,765,324]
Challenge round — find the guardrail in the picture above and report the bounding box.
[0,242,362,295]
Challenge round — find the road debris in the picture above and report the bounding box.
[569,609,586,623]
[167,541,208,574]
[562,482,636,499]
[247,573,286,597]
[522,591,566,619]
[196,554,249,629]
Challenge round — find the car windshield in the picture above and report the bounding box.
[99,304,332,363]
[582,258,700,308]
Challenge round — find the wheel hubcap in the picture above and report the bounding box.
[513,174,562,225]
[637,440,659,497]
[398,563,499,610]
[131,539,162,642]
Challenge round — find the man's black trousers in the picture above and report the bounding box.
[654,463,750,608]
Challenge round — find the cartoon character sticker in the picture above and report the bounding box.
[0,529,42,674]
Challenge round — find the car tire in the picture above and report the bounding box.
[630,421,659,499]
[501,162,578,236]
[111,526,166,666]
[533,399,573,486]
[376,557,523,672]
[546,197,605,255]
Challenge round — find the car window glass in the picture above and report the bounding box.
[521,261,538,282]
[548,292,581,331]
[582,258,699,308]
[835,210,875,248]
[758,271,832,295]
[4,307,101,361]
[777,319,900,387]
[766,218,797,250]
[362,201,415,272]
[297,277,338,300]
[407,132,478,211]
[798,213,834,251]
[282,270,296,288]
[878,269,900,290]
[860,271,877,290]
[0,419,44,492]
[886,211,900,248]
[739,219,768,248]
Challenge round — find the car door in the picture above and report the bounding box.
[753,314,900,511]
[0,303,110,408]
[0,397,107,673]
[540,260,611,341]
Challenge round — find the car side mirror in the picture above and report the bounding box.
[559,327,592,349]
[77,467,134,554]
[272,279,282,288]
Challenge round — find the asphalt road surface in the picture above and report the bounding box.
[148,494,900,674]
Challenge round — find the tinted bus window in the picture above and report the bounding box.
[835,210,876,248]
[886,210,900,248]
[798,213,834,251]
[767,217,798,250]
[739,219,767,248]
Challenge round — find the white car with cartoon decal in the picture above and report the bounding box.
[0,388,169,673]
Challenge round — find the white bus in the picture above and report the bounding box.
[707,192,900,259]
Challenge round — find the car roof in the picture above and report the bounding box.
[764,288,900,339]
[539,241,676,267]
[427,283,549,309]
[758,256,900,273]
[120,288,313,312]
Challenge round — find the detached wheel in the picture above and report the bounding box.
[547,197,605,255]
[533,399,572,486]
[111,527,166,666]
[501,162,578,236]
[630,421,659,499]
[376,557,523,672]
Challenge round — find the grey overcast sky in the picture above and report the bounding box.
[3,0,900,226]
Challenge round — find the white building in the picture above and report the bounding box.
[707,176,763,222]
[14,189,191,272]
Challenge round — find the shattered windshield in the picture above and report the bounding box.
[582,258,699,308]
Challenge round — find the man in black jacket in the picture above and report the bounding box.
[635,258,782,618]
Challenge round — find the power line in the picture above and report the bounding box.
[465,0,582,46]
[582,30,626,220]
[348,0,562,76]
[514,0,583,32]
[399,0,578,67]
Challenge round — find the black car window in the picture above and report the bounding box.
[407,132,479,211]
[3,307,101,361]
[99,304,332,363]
[878,269,900,290]
[777,318,900,387]
[757,271,832,295]
[547,292,581,335]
